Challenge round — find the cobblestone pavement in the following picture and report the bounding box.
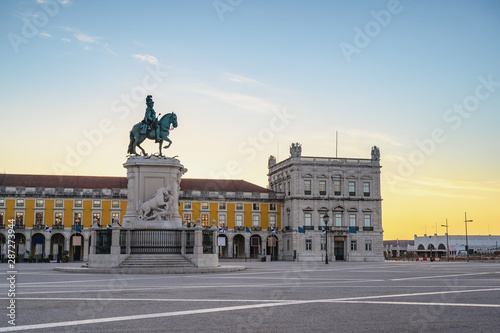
[1,261,499,332]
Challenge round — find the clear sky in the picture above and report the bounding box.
[1,0,499,240]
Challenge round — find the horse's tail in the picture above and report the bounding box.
[127,131,134,154]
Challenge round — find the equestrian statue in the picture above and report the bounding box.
[127,95,178,156]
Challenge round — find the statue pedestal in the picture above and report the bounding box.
[122,156,187,229]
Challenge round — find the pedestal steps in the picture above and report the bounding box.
[119,254,194,268]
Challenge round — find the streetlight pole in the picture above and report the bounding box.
[323,213,329,264]
[441,218,449,261]
[464,212,473,263]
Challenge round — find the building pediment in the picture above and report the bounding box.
[333,205,344,212]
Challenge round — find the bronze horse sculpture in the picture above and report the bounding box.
[127,112,178,156]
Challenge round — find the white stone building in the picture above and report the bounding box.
[268,143,384,262]
[411,234,500,257]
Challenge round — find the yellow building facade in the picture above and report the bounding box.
[0,175,283,262]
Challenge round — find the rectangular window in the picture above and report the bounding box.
[349,181,356,196]
[219,214,226,228]
[201,214,209,227]
[287,239,290,252]
[320,237,326,251]
[55,212,63,226]
[279,183,284,193]
[304,213,312,226]
[334,180,341,195]
[0,212,3,225]
[112,212,119,224]
[304,180,311,195]
[269,203,277,211]
[351,240,357,251]
[201,202,209,210]
[35,199,44,208]
[0,199,4,207]
[184,202,192,209]
[319,213,327,227]
[184,214,191,223]
[93,200,101,208]
[287,213,290,227]
[364,214,371,227]
[236,203,243,210]
[287,181,291,195]
[269,215,276,228]
[335,213,342,227]
[252,215,260,227]
[235,215,243,227]
[349,214,357,227]
[112,200,120,208]
[93,213,101,224]
[305,239,312,251]
[74,200,83,208]
[55,200,64,208]
[365,240,372,251]
[74,212,82,225]
[319,181,326,195]
[35,212,44,225]
[16,212,24,225]
[16,199,24,207]
[252,203,260,211]
[363,182,370,197]
[219,202,226,210]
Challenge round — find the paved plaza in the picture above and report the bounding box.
[1,261,499,332]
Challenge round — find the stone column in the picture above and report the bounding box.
[83,234,89,261]
[194,224,203,256]
[181,228,187,255]
[126,229,131,254]
[227,235,233,258]
[211,226,218,255]
[24,233,31,260]
[110,225,121,255]
[245,235,250,259]
[89,224,98,255]
[44,237,51,260]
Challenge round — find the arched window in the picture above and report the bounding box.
[418,244,425,250]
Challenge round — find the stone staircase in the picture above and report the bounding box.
[119,254,195,268]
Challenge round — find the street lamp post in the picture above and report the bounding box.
[441,218,450,261]
[464,212,473,263]
[323,213,329,264]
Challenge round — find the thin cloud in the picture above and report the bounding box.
[39,32,51,38]
[75,33,98,43]
[133,54,158,64]
[192,86,279,114]
[224,72,263,85]
[38,0,72,5]
[61,38,71,42]
[104,44,117,56]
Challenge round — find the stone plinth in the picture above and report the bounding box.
[122,156,187,229]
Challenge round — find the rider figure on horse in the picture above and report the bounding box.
[140,95,161,142]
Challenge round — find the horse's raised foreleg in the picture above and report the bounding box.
[163,138,172,149]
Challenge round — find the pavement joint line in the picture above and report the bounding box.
[2,287,500,332]
[318,287,500,302]
[388,271,496,281]
[0,301,306,332]
[331,300,500,308]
